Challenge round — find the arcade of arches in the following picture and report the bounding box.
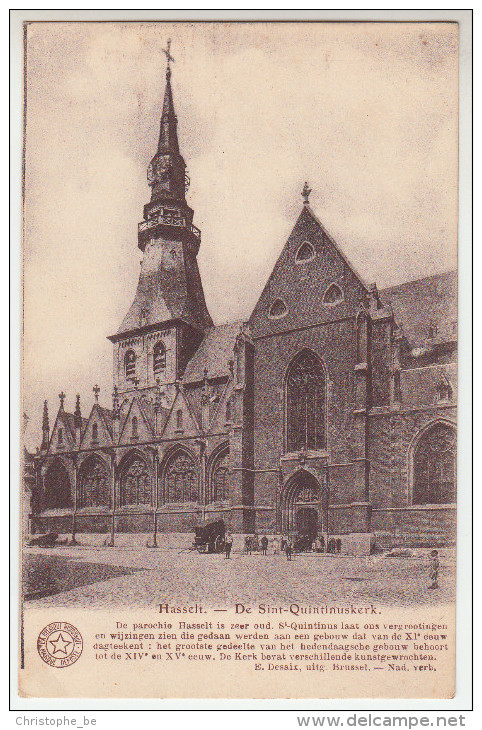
[41,449,234,510]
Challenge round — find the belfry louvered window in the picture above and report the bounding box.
[124,349,136,378]
[153,341,166,375]
[286,350,326,452]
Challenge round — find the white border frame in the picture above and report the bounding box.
[9,7,472,715]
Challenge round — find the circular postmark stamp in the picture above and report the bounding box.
[37,622,83,668]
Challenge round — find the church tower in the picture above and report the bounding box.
[108,44,213,401]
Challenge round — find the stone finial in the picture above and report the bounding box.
[58,391,66,410]
[42,400,49,431]
[368,283,382,310]
[302,181,312,206]
[41,400,50,450]
[74,394,82,427]
[93,384,100,402]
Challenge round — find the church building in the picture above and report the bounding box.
[29,53,457,551]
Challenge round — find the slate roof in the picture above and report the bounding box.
[183,321,244,383]
[380,270,457,346]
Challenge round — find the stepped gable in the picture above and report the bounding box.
[380,270,457,346]
[183,321,244,383]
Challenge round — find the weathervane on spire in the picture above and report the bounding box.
[163,38,175,79]
[302,181,312,206]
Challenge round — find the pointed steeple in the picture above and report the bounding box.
[112,41,212,339]
[157,67,180,156]
[146,42,186,208]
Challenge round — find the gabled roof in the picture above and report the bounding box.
[303,206,369,291]
[380,270,457,345]
[183,321,243,383]
[119,396,156,442]
[97,405,113,438]
[249,205,368,338]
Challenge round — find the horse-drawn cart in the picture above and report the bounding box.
[193,519,226,553]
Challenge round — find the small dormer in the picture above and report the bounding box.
[436,375,453,404]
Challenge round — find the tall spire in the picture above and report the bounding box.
[147,40,186,206]
[157,39,179,156]
[112,40,213,345]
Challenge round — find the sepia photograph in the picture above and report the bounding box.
[16,17,467,701]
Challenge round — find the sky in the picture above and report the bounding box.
[22,21,458,450]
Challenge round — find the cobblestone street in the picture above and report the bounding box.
[24,545,456,610]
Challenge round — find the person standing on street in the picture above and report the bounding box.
[285,536,293,561]
[224,532,233,559]
[261,535,268,555]
[428,549,440,589]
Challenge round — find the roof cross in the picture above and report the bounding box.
[93,384,100,403]
[59,392,66,409]
[163,38,175,77]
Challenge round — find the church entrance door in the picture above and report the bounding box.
[280,469,328,547]
[295,507,318,543]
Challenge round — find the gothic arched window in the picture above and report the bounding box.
[153,341,166,375]
[120,455,151,506]
[163,450,198,503]
[295,241,315,263]
[43,460,72,510]
[92,423,98,441]
[269,299,288,319]
[413,422,456,505]
[209,449,229,503]
[78,456,110,508]
[323,283,344,306]
[124,350,136,379]
[286,350,326,452]
[131,416,138,438]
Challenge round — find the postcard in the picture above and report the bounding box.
[19,19,461,699]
